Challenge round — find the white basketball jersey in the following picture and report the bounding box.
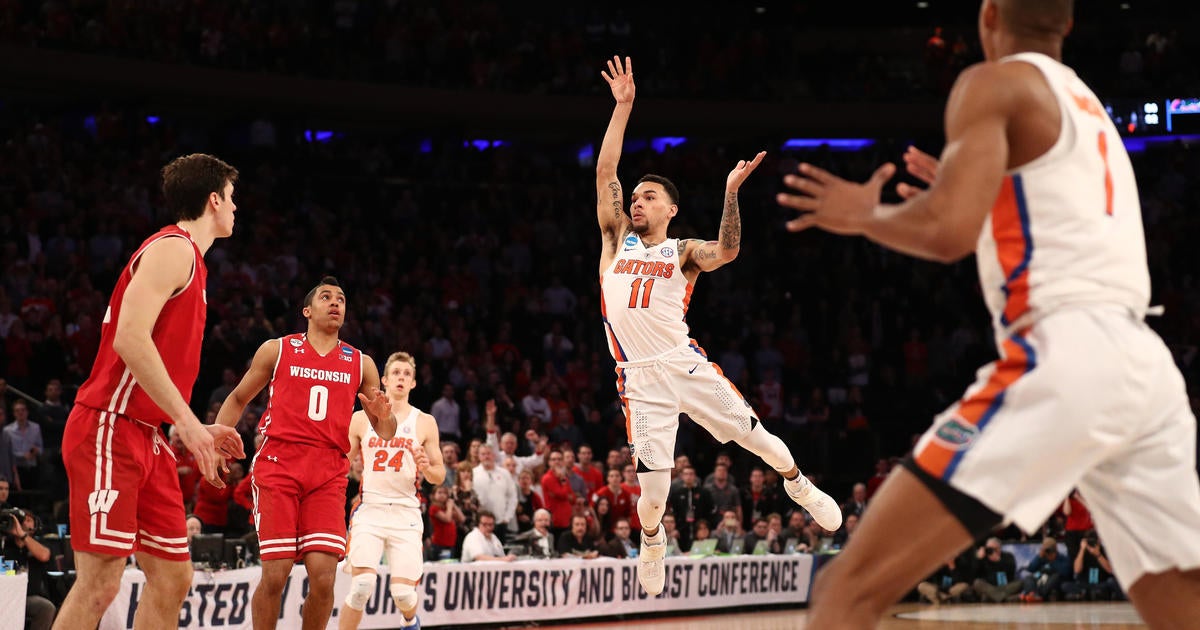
[600,234,694,361]
[977,53,1149,337]
[359,407,421,507]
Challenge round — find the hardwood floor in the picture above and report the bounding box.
[523,602,1147,629]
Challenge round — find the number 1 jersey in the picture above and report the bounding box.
[258,333,362,454]
[600,234,694,362]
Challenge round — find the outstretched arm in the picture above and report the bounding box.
[596,56,635,243]
[682,151,766,273]
[777,63,1012,263]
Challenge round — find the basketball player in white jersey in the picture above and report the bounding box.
[340,352,444,630]
[595,56,842,597]
[777,2,1200,627]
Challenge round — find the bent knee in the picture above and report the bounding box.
[79,580,123,611]
[307,569,338,592]
[256,573,291,596]
[158,570,194,600]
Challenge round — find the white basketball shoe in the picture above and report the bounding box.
[638,531,666,596]
[785,475,843,532]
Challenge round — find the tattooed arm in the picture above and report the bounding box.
[596,56,634,257]
[682,151,766,273]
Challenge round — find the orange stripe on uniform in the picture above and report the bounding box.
[710,360,749,405]
[614,367,632,442]
[991,175,1034,327]
[682,281,696,316]
[914,335,1036,481]
[599,276,628,361]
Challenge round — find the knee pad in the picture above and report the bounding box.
[343,572,377,611]
[390,582,419,612]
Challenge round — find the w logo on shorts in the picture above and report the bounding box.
[87,489,120,515]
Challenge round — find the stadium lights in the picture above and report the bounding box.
[781,138,876,151]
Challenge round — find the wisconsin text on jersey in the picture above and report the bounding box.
[287,365,353,384]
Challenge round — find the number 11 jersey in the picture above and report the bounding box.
[258,333,362,454]
[600,234,694,362]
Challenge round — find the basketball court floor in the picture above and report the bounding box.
[526,602,1146,629]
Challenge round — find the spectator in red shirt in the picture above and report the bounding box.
[194,463,242,534]
[573,444,604,497]
[595,468,634,528]
[428,485,463,560]
[540,449,576,538]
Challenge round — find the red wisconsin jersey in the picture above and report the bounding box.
[75,226,207,424]
[259,333,362,453]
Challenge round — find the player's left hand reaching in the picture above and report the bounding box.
[777,161,896,235]
[601,55,635,104]
[726,151,767,191]
[359,388,389,423]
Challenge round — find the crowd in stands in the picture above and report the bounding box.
[0,1,1194,102]
[1,41,1198,618]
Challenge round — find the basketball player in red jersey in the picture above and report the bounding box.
[778,2,1200,627]
[216,276,395,630]
[54,154,246,630]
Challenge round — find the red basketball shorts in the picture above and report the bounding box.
[251,439,349,560]
[63,406,189,561]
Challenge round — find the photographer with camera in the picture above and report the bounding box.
[1019,536,1072,602]
[1,507,56,629]
[1062,530,1124,601]
[971,537,1021,603]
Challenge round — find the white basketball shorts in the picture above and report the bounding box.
[616,341,757,472]
[912,305,1200,586]
[346,502,424,581]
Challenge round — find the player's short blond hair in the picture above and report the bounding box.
[384,351,417,374]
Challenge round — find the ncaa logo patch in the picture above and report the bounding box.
[403,424,412,434]
[933,417,980,450]
[624,234,639,247]
[290,338,303,347]
[341,346,353,355]
[660,247,674,258]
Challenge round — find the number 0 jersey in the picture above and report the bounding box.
[600,234,694,361]
[979,53,1149,338]
[359,407,421,507]
[258,333,362,453]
